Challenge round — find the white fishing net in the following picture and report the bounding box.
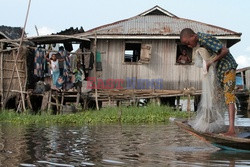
[189,47,227,133]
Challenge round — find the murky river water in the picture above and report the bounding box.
[0,121,249,167]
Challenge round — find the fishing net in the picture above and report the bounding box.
[189,47,227,133]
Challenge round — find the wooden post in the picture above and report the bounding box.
[55,93,59,113]
[241,72,245,89]
[60,92,64,112]
[47,90,52,112]
[187,94,191,118]
[93,32,99,110]
[156,97,161,106]
[247,96,250,111]
[108,96,111,106]
[76,92,80,107]
[41,91,49,111]
[176,96,180,110]
[26,92,33,110]
[0,42,3,109]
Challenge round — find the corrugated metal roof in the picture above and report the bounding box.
[82,6,241,37]
[27,35,89,44]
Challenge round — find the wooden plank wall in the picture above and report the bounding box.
[91,39,226,90]
[0,48,27,104]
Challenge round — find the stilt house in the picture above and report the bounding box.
[79,6,241,90]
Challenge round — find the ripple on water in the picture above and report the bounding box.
[20,164,36,167]
[37,161,74,167]
[102,159,125,165]
[81,161,95,166]
[1,123,249,167]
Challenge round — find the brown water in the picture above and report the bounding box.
[0,123,249,167]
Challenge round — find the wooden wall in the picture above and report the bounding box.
[0,45,27,106]
[90,39,227,90]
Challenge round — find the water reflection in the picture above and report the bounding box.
[0,122,248,166]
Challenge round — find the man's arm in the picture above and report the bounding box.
[206,46,229,70]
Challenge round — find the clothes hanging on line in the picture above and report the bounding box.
[34,47,45,78]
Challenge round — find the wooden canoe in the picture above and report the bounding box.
[175,120,250,152]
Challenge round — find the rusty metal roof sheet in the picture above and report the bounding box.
[82,6,241,37]
[27,34,89,44]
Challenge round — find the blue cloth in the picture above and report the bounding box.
[56,76,65,89]
[52,71,60,85]
[197,32,238,85]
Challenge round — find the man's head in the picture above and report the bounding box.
[180,28,198,48]
[51,54,57,61]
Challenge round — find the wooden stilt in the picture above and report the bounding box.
[76,92,80,106]
[156,97,161,106]
[41,91,49,111]
[47,90,52,112]
[93,32,99,110]
[83,97,87,110]
[0,42,3,109]
[26,92,33,110]
[108,96,111,106]
[54,93,59,113]
[176,96,180,110]
[187,94,191,118]
[16,100,22,113]
[60,92,64,112]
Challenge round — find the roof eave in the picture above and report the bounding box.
[82,34,241,40]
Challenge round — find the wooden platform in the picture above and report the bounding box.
[6,88,202,112]
[89,88,202,101]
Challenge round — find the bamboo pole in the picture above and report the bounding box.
[3,60,25,63]
[2,77,26,79]
[93,32,99,110]
[14,51,26,111]
[48,102,64,108]
[2,68,25,72]
[0,47,19,52]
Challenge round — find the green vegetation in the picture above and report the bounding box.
[0,105,189,125]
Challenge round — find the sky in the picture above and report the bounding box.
[1,0,250,68]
